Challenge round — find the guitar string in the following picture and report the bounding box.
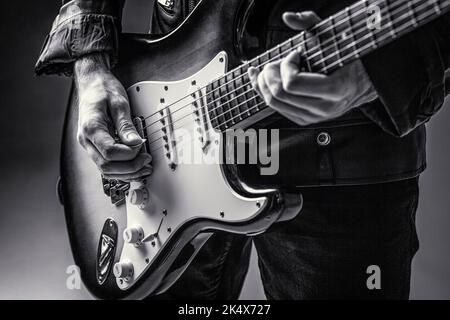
[141,0,433,139]
[138,0,387,134]
[142,0,423,143]
[145,0,438,153]
[151,0,438,132]
[138,0,439,133]
[137,0,383,128]
[140,0,389,140]
[144,1,443,161]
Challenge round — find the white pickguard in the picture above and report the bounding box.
[116,52,271,290]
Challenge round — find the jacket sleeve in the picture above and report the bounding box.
[35,0,125,76]
[360,13,450,137]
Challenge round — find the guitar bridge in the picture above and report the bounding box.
[102,178,130,206]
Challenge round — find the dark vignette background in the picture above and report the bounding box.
[0,0,449,299]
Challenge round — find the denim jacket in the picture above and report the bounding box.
[35,0,450,187]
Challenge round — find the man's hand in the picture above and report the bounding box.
[75,53,152,181]
[248,11,378,126]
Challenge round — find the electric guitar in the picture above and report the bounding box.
[60,0,450,299]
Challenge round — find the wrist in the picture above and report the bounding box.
[74,53,111,86]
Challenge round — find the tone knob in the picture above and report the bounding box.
[113,261,134,280]
[123,226,144,244]
[129,187,149,208]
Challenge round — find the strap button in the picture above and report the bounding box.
[317,132,331,146]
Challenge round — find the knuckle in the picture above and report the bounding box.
[118,119,135,133]
[282,75,295,92]
[272,82,284,98]
[76,131,85,146]
[265,94,274,105]
[81,118,101,136]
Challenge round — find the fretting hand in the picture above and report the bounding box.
[248,11,378,126]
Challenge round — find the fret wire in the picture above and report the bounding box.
[329,15,344,67]
[408,0,419,27]
[234,68,243,121]
[300,32,313,72]
[313,29,328,73]
[385,0,398,38]
[430,0,442,14]
[344,6,360,59]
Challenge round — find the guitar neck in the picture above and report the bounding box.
[207,0,450,132]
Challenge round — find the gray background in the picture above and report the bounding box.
[0,0,449,299]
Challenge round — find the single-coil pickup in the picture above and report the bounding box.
[159,101,177,171]
[191,86,211,152]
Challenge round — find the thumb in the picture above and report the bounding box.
[282,11,321,31]
[112,101,144,147]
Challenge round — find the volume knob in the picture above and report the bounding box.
[123,226,144,244]
[129,187,149,208]
[113,261,134,281]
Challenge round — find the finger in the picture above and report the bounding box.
[88,126,142,161]
[257,71,274,104]
[280,50,340,99]
[257,67,327,120]
[109,95,144,147]
[282,11,321,31]
[267,86,330,119]
[248,67,264,98]
[102,166,153,182]
[280,50,302,81]
[85,141,152,174]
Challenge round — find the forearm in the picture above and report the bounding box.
[360,13,450,137]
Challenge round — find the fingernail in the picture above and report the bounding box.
[126,132,141,141]
[130,139,147,148]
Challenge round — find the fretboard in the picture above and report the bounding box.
[206,0,450,132]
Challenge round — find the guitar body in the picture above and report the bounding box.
[61,0,302,300]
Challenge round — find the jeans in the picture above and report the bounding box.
[155,178,420,300]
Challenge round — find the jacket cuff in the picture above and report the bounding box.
[360,23,446,137]
[35,0,122,76]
